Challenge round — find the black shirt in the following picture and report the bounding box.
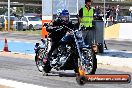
[106,8,112,18]
[79,8,84,18]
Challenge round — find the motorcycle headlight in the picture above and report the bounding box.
[76,31,82,38]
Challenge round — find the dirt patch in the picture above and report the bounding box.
[0,52,34,60]
[0,85,13,88]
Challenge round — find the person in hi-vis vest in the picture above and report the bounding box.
[78,0,95,46]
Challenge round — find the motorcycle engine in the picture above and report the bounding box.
[59,56,67,65]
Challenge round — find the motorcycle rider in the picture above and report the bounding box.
[45,9,74,62]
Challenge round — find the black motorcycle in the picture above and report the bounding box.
[34,24,97,76]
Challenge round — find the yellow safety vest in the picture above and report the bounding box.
[80,6,94,27]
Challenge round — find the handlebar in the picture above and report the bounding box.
[44,23,82,32]
[43,23,49,27]
[55,26,63,31]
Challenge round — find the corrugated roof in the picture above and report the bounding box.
[0,0,41,3]
[0,0,42,7]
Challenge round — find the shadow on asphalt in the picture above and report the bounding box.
[100,50,132,58]
[46,71,76,77]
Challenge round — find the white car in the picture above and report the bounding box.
[21,16,42,30]
[0,15,19,29]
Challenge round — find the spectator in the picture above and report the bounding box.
[105,5,112,27]
[129,7,132,21]
[106,5,112,20]
[94,6,103,20]
[95,6,101,16]
[111,6,116,23]
[116,5,122,22]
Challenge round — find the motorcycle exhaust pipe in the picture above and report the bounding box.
[92,44,98,54]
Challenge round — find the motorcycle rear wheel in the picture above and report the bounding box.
[35,48,52,73]
[43,60,52,73]
[35,48,45,72]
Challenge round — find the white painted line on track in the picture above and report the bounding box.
[0,40,35,44]
[0,78,47,88]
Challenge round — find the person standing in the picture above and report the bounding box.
[116,5,122,22]
[111,6,116,23]
[129,7,132,21]
[78,0,95,46]
[105,5,112,27]
[106,5,112,21]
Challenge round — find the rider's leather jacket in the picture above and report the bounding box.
[46,18,74,42]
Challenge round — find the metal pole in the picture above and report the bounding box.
[103,0,106,51]
[23,3,25,16]
[77,0,79,14]
[8,0,10,31]
[52,0,53,20]
[103,0,105,28]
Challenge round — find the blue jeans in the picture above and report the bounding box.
[130,13,132,17]
[116,15,122,22]
[130,13,132,21]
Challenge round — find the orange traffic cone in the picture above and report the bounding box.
[3,38,10,52]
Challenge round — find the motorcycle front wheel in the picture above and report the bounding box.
[80,48,97,74]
